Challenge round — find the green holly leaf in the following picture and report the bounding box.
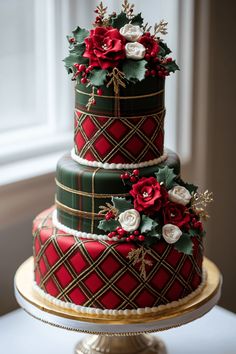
[98,219,120,232]
[131,13,144,26]
[89,69,108,87]
[155,166,177,189]
[63,54,79,73]
[72,26,89,43]
[140,215,158,234]
[111,12,129,29]
[69,43,86,57]
[146,227,161,239]
[122,59,147,83]
[164,60,179,73]
[158,41,171,57]
[174,234,193,255]
[112,197,133,214]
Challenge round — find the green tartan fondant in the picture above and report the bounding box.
[55,150,180,234]
[75,76,165,117]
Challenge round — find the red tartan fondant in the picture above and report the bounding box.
[33,208,203,310]
[74,110,165,164]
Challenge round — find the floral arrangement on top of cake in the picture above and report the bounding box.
[98,166,213,256]
[64,0,179,107]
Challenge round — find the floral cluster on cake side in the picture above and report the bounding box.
[64,0,179,107]
[98,166,213,255]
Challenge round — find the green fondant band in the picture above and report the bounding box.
[56,150,180,234]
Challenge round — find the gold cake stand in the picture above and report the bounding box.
[14,257,222,354]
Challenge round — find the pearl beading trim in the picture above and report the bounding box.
[33,270,207,316]
[52,210,123,241]
[71,148,168,170]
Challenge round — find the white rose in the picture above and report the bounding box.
[125,42,146,60]
[118,209,141,232]
[168,186,192,206]
[162,224,182,244]
[120,24,143,42]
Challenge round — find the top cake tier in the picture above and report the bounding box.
[74,77,165,166]
[64,2,179,167]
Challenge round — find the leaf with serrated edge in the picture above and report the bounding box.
[140,215,158,234]
[90,69,108,87]
[174,234,193,255]
[122,59,147,83]
[112,197,133,214]
[111,12,129,29]
[155,166,177,189]
[98,219,120,232]
[72,27,89,43]
[131,13,144,26]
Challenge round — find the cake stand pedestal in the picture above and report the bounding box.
[14,258,222,354]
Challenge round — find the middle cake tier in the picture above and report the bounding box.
[55,149,180,234]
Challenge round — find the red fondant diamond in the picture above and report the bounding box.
[34,237,40,256]
[165,247,183,268]
[140,117,157,137]
[82,116,98,139]
[38,258,47,276]
[96,116,108,126]
[69,250,89,274]
[44,243,60,266]
[93,135,113,158]
[55,264,73,287]
[114,271,139,296]
[107,152,127,164]
[165,280,183,300]
[75,131,86,151]
[57,235,76,253]
[98,289,123,309]
[179,258,193,278]
[106,120,129,141]
[99,254,122,278]
[45,278,60,297]
[133,289,156,308]
[68,286,88,305]
[150,267,172,290]
[84,150,97,161]
[84,241,106,260]
[83,272,105,293]
[123,134,146,158]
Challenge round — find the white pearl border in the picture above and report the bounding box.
[33,270,207,316]
[71,148,168,170]
[52,210,124,242]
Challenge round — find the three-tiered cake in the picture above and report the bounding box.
[33,2,212,316]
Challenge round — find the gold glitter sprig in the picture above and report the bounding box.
[191,190,213,220]
[142,22,152,33]
[154,20,168,37]
[98,203,118,216]
[106,68,126,95]
[127,247,153,280]
[95,2,108,18]
[86,87,95,111]
[122,0,135,19]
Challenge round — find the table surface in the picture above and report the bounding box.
[0,306,235,354]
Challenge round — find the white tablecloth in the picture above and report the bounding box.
[0,306,235,354]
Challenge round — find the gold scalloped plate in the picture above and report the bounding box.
[14,257,222,334]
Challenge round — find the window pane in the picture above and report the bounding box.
[0,0,46,133]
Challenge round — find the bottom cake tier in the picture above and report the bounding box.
[33,207,204,315]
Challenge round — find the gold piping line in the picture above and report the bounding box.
[75,88,164,100]
[55,179,129,198]
[74,107,166,119]
[55,198,103,219]
[91,168,100,234]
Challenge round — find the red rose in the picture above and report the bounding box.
[139,33,159,56]
[130,177,167,215]
[83,27,126,70]
[163,202,190,228]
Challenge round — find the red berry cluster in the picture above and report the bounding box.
[145,57,173,79]
[73,63,94,84]
[120,169,140,183]
[108,227,127,239]
[105,210,115,220]
[126,230,145,243]
[69,37,76,44]
[191,218,203,232]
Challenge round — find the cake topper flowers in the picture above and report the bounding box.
[98,166,213,256]
[64,0,179,108]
